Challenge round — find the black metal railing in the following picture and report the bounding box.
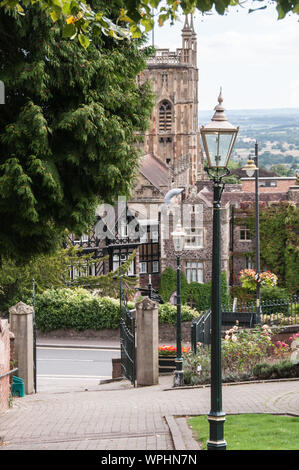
[260,294,299,325]
[191,295,299,353]
[191,310,211,352]
[120,279,136,387]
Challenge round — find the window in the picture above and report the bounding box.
[73,233,88,243]
[159,100,172,132]
[139,262,147,274]
[161,73,168,89]
[150,226,159,242]
[71,262,95,279]
[119,223,128,238]
[113,253,135,275]
[152,261,159,273]
[140,227,148,243]
[240,226,251,241]
[259,181,277,187]
[186,262,203,284]
[185,227,203,249]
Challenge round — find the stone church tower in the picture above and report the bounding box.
[137,14,203,189]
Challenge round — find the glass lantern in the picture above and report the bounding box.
[200,89,239,170]
[242,158,258,177]
[171,222,186,252]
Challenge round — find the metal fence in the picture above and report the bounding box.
[191,295,299,353]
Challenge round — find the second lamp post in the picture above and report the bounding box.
[242,142,261,325]
[171,221,186,387]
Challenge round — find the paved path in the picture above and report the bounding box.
[0,375,298,451]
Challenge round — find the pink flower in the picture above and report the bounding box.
[276,341,281,346]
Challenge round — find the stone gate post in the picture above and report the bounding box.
[135,297,159,387]
[9,302,34,394]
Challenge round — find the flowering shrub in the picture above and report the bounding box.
[183,325,299,385]
[239,269,278,291]
[183,343,211,385]
[158,345,190,356]
[222,324,271,375]
[273,340,290,358]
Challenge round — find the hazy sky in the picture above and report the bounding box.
[146,3,299,111]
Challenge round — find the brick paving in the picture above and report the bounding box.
[0,375,298,450]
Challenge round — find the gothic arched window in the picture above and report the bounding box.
[159,100,172,132]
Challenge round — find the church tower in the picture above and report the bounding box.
[138,14,203,189]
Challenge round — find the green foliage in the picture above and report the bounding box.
[159,266,189,305]
[159,266,229,311]
[0,247,137,315]
[260,286,289,302]
[252,360,299,380]
[188,414,299,451]
[70,249,138,298]
[1,0,297,51]
[29,287,135,331]
[158,302,200,326]
[0,2,154,262]
[239,202,299,294]
[183,324,273,385]
[187,281,211,311]
[183,345,211,386]
[27,287,199,332]
[189,272,229,310]
[222,325,271,375]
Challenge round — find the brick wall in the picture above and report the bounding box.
[242,178,296,193]
[0,320,11,413]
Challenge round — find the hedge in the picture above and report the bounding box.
[29,287,200,332]
[158,303,200,325]
[159,266,189,305]
[159,267,229,311]
[252,360,299,380]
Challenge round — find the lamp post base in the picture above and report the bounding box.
[206,439,227,450]
[207,413,226,450]
[173,370,184,387]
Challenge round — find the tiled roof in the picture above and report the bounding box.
[139,153,169,192]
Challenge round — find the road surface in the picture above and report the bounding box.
[36,346,120,393]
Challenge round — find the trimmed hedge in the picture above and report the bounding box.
[32,288,129,332]
[29,287,200,332]
[159,267,229,311]
[158,303,200,325]
[252,360,299,380]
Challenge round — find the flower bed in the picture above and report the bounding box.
[183,324,299,386]
[158,345,191,356]
[158,345,191,374]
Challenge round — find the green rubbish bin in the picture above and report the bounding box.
[12,376,25,397]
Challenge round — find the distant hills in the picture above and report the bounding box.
[198,108,299,175]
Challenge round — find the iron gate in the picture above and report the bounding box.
[119,280,136,386]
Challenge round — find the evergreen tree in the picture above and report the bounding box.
[0,0,153,262]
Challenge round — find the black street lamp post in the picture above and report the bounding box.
[242,143,260,325]
[200,89,239,450]
[171,222,186,387]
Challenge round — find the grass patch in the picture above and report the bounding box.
[187,414,299,450]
